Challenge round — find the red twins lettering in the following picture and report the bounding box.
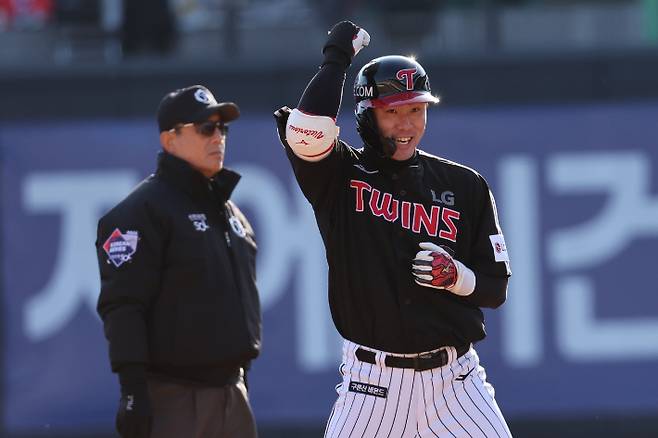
[439,208,460,242]
[350,180,371,211]
[396,68,417,91]
[400,201,412,229]
[369,189,399,222]
[350,179,460,240]
[412,203,440,235]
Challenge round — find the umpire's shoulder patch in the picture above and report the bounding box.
[102,228,139,267]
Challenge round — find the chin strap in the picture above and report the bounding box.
[358,109,398,158]
[381,137,397,158]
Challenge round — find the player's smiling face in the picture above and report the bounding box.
[373,102,427,161]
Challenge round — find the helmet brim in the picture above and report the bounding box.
[367,91,440,108]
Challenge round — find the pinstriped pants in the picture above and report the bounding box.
[324,340,512,438]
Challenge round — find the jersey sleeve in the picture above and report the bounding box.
[462,174,512,308]
[95,196,165,372]
[470,174,511,277]
[284,139,349,213]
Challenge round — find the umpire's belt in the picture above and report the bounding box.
[355,344,469,371]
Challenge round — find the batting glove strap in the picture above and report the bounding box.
[449,259,476,297]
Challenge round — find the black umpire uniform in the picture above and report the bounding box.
[96,85,261,438]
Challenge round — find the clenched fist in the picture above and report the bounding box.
[322,20,370,68]
[412,242,476,296]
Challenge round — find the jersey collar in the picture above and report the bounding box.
[362,146,421,175]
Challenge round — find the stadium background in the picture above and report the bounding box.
[1,0,658,437]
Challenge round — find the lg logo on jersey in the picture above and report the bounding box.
[431,189,455,206]
[350,179,460,241]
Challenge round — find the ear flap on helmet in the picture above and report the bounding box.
[356,108,396,158]
[354,60,396,157]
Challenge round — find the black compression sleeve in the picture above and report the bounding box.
[298,63,346,118]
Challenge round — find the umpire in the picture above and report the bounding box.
[95,85,261,438]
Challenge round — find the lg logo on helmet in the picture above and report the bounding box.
[396,68,417,90]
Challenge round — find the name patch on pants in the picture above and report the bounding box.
[349,381,388,398]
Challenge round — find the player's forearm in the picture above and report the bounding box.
[298,63,346,118]
[463,272,508,309]
[298,21,367,117]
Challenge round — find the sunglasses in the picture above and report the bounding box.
[172,121,229,137]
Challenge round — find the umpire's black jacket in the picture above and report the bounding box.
[96,152,261,385]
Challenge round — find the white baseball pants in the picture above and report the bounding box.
[324,340,512,438]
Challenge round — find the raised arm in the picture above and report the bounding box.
[274,21,369,162]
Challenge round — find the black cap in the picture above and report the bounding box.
[157,85,240,132]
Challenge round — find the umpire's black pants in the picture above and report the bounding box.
[147,375,257,438]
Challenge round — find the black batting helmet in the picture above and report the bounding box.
[353,55,439,157]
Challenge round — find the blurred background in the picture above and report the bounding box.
[1,0,658,437]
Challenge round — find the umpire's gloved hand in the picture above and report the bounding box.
[412,242,476,296]
[116,366,152,438]
[273,105,292,147]
[322,20,370,68]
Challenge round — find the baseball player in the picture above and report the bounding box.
[274,21,513,437]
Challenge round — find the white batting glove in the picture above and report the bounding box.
[352,28,370,57]
[412,242,476,296]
